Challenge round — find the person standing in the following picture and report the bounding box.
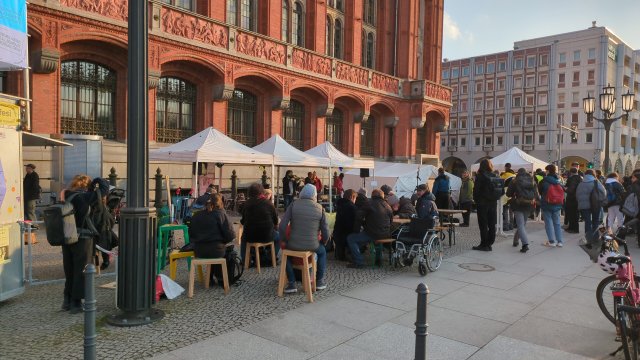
[472,159,498,251]
[507,168,538,253]
[605,172,626,232]
[432,168,451,211]
[576,169,606,240]
[23,164,40,223]
[282,170,300,209]
[333,172,344,198]
[564,167,582,233]
[500,163,516,231]
[539,165,565,247]
[458,171,474,227]
[312,171,323,194]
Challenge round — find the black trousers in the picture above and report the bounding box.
[459,201,472,225]
[62,238,93,301]
[476,202,497,247]
[435,193,450,210]
[565,196,579,232]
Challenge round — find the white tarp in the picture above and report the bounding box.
[469,146,549,173]
[149,127,273,164]
[304,141,374,169]
[343,161,462,203]
[253,134,329,167]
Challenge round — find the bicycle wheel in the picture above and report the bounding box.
[619,307,639,360]
[425,234,443,271]
[596,274,640,325]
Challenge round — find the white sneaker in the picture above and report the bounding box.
[556,243,564,248]
[543,241,556,247]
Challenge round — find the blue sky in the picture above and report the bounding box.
[443,0,640,61]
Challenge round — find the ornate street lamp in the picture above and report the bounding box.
[583,84,634,173]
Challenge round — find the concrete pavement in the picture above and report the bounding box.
[153,226,626,360]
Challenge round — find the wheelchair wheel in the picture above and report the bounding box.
[418,262,427,276]
[426,234,443,271]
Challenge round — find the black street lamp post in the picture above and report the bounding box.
[583,84,634,173]
[107,0,163,326]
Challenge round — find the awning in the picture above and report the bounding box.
[22,132,73,147]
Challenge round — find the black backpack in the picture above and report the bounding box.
[486,173,505,201]
[213,247,244,286]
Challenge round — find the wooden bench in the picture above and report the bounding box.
[435,222,459,247]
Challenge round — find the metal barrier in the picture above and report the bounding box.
[414,283,429,360]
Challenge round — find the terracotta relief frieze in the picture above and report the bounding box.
[335,62,368,87]
[371,73,399,94]
[61,0,128,22]
[424,81,451,103]
[44,20,58,46]
[150,45,159,68]
[161,8,228,49]
[235,32,285,65]
[291,48,331,77]
[28,15,43,28]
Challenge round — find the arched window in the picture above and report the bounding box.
[326,109,343,152]
[334,19,342,59]
[325,16,332,55]
[60,60,116,139]
[416,126,427,154]
[282,0,289,42]
[364,0,376,25]
[227,89,257,146]
[156,77,196,143]
[366,32,375,69]
[226,0,256,31]
[361,30,366,66]
[292,1,304,46]
[360,116,375,157]
[282,100,305,150]
[335,0,343,11]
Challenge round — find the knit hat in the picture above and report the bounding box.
[386,194,400,206]
[357,187,368,196]
[299,184,317,200]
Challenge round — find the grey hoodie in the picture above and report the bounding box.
[576,174,606,210]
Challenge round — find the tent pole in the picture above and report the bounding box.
[329,166,333,212]
[276,166,281,209]
[219,165,223,193]
[194,160,199,198]
[271,162,276,206]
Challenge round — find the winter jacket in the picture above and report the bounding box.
[432,175,450,195]
[190,209,235,258]
[23,171,40,201]
[604,178,625,207]
[576,175,607,211]
[279,198,329,251]
[506,173,538,213]
[396,197,417,219]
[416,192,438,220]
[565,174,582,198]
[459,178,474,204]
[282,175,300,196]
[333,198,357,237]
[539,174,564,211]
[473,171,497,205]
[354,195,393,240]
[241,197,278,243]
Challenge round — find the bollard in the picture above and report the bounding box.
[84,264,97,360]
[154,167,164,209]
[108,167,118,187]
[414,283,429,360]
[231,169,238,210]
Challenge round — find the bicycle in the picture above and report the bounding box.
[595,222,640,325]
[616,304,640,360]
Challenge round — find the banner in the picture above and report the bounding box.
[0,0,28,70]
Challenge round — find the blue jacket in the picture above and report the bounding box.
[432,174,450,195]
[539,174,563,211]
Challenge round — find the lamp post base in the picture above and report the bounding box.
[107,309,164,327]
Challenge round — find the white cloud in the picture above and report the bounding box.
[443,12,461,40]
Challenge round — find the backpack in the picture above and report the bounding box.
[514,175,536,206]
[590,181,607,209]
[544,181,565,205]
[486,174,505,201]
[621,192,640,218]
[213,247,244,286]
[42,193,81,246]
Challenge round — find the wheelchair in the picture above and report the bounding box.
[391,216,443,276]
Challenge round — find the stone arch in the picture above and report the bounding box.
[233,69,283,93]
[160,54,225,79]
[60,31,128,50]
[561,156,589,172]
[369,98,397,114]
[371,102,396,159]
[442,156,467,178]
[233,74,283,145]
[334,92,366,110]
[625,159,633,176]
[289,82,329,102]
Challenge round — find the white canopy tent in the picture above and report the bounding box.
[343,161,462,203]
[149,127,274,196]
[469,146,549,173]
[305,142,375,211]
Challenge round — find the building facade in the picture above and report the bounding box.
[1,0,450,192]
[440,25,640,177]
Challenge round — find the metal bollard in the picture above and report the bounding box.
[414,283,429,360]
[84,264,97,360]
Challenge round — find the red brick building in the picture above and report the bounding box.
[6,0,450,184]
